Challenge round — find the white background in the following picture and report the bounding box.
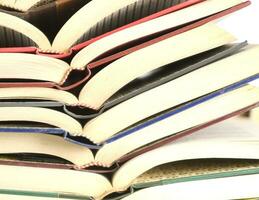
[228,0,259,121]
[192,1,259,196]
[221,0,259,43]
[209,1,259,196]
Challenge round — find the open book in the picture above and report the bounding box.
[0,44,258,144]
[121,161,259,200]
[0,41,248,113]
[1,118,259,199]
[0,18,247,109]
[0,0,249,94]
[0,82,258,168]
[0,0,205,54]
[0,0,88,41]
[0,0,249,87]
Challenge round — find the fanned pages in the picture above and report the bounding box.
[0,0,204,52]
[0,12,51,50]
[0,22,237,101]
[0,45,258,147]
[95,85,259,166]
[1,119,259,199]
[0,43,247,110]
[0,1,250,95]
[0,45,258,141]
[0,84,258,167]
[0,0,89,42]
[0,53,70,84]
[51,0,139,52]
[0,107,82,135]
[71,0,247,68]
[0,132,94,167]
[0,87,79,105]
[83,45,259,143]
[0,1,258,199]
[112,118,259,191]
[79,22,237,109]
[0,164,112,199]
[1,0,141,52]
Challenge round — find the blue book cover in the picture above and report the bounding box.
[0,74,257,149]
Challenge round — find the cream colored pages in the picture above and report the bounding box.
[178,117,259,143]
[0,132,94,166]
[0,53,70,84]
[0,0,139,52]
[95,86,259,167]
[71,0,244,68]
[0,164,112,199]
[52,0,139,52]
[0,107,82,135]
[0,12,51,49]
[79,23,236,109]
[83,45,259,144]
[251,108,259,124]
[112,117,259,191]
[121,174,259,200]
[0,87,79,105]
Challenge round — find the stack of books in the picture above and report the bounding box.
[0,0,258,199]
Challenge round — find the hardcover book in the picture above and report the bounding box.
[0,0,249,92]
[0,1,258,199]
[0,81,258,168]
[0,118,259,199]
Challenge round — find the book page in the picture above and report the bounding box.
[0,12,51,49]
[52,0,139,52]
[123,174,259,200]
[174,118,259,144]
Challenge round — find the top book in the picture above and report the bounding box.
[0,0,249,56]
[0,0,204,53]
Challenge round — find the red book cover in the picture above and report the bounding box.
[119,103,259,163]
[0,1,251,90]
[0,0,203,56]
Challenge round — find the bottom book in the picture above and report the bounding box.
[121,170,259,200]
[0,117,259,200]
